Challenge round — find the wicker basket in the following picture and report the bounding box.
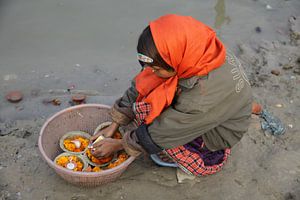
[38,104,136,187]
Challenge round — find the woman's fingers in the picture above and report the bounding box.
[90,127,107,141]
[91,139,105,148]
[90,138,123,159]
[91,147,105,157]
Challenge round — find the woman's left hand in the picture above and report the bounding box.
[90,138,123,158]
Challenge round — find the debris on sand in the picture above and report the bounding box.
[42,98,61,106]
[271,69,280,76]
[289,16,300,45]
[71,94,86,105]
[252,102,262,115]
[5,91,23,103]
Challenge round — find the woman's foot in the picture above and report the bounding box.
[157,151,175,163]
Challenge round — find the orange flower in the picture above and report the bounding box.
[63,136,89,152]
[112,131,122,139]
[86,149,114,165]
[92,166,101,172]
[56,155,84,171]
[107,152,129,169]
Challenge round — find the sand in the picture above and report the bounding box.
[0,0,300,199]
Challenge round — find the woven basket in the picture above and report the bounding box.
[38,104,136,187]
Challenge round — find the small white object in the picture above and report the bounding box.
[275,104,283,108]
[93,135,105,145]
[266,5,272,10]
[288,124,293,128]
[75,64,80,67]
[291,76,296,79]
[290,100,294,103]
[66,162,76,170]
[4,74,18,81]
[71,140,81,148]
[44,74,50,78]
[77,112,84,118]
[176,168,195,183]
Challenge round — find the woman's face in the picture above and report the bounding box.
[147,66,177,78]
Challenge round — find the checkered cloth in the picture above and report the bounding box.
[133,101,151,126]
[166,142,231,176]
[133,101,231,176]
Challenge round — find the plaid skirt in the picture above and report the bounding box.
[134,101,231,176]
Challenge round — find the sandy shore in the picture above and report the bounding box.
[1,0,300,199]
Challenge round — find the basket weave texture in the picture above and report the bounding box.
[38,104,135,187]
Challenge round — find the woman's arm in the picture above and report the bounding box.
[109,80,138,126]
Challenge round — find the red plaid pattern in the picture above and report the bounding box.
[133,101,231,176]
[134,101,151,125]
[166,146,231,176]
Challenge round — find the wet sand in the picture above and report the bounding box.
[1,0,300,199]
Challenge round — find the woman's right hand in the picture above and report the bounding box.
[90,122,120,142]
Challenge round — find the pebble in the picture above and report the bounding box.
[266,4,272,10]
[255,27,262,33]
[75,64,80,67]
[288,124,293,128]
[275,104,283,108]
[282,63,294,70]
[271,69,280,76]
[293,68,300,75]
[5,91,23,103]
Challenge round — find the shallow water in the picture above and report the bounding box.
[0,0,299,118]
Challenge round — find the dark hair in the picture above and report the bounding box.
[137,26,174,71]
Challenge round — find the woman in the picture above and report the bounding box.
[90,14,252,176]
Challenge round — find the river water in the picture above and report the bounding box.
[0,0,299,119]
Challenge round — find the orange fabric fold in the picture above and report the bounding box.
[135,14,226,124]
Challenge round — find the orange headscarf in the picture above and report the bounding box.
[135,14,226,124]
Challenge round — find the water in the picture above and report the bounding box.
[0,0,299,120]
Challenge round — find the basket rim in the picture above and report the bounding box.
[38,103,136,177]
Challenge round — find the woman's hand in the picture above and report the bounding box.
[90,138,123,158]
[90,122,119,142]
